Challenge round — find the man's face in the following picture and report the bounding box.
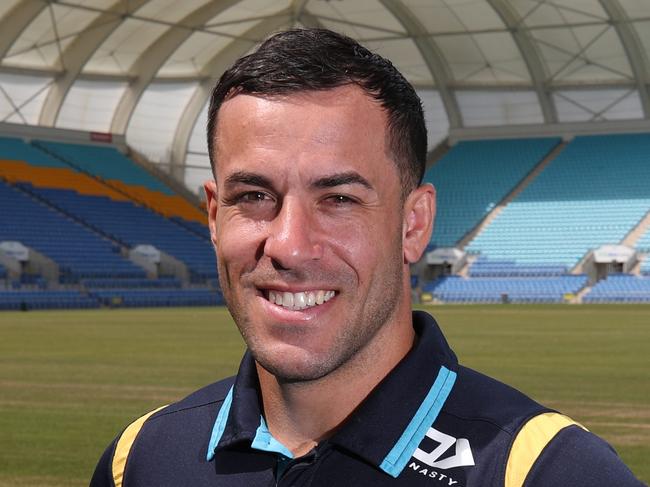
[206,85,411,381]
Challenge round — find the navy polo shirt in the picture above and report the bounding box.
[90,311,644,487]
[205,310,458,485]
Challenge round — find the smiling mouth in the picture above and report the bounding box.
[265,290,336,310]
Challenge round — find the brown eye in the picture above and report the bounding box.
[328,194,354,205]
[242,192,268,202]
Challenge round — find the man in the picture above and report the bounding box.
[90,29,644,486]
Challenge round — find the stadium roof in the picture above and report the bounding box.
[2,0,650,193]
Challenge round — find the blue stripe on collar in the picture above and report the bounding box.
[379,366,457,478]
[251,416,294,459]
[206,385,234,461]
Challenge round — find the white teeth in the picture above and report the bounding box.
[267,289,335,310]
[282,292,294,308]
[294,292,306,309]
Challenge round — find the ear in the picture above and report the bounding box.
[402,183,435,264]
[204,179,219,247]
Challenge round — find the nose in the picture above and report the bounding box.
[263,197,323,269]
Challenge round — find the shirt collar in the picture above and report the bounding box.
[206,349,264,461]
[329,311,458,477]
[207,311,458,477]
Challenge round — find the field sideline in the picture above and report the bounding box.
[1,305,648,486]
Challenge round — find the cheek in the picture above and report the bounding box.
[215,217,265,267]
[328,220,397,280]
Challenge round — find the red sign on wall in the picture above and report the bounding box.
[90,132,113,143]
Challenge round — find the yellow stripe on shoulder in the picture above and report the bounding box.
[111,405,168,487]
[505,412,587,487]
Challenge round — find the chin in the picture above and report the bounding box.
[253,344,338,383]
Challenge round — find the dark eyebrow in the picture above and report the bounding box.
[311,171,374,191]
[224,171,274,190]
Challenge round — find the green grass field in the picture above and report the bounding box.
[1,305,648,486]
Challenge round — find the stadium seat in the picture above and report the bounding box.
[583,274,650,303]
[424,137,560,247]
[466,134,650,268]
[32,140,206,223]
[0,289,99,310]
[0,180,146,281]
[24,186,216,279]
[423,275,587,303]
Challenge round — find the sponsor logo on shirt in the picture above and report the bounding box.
[407,427,475,485]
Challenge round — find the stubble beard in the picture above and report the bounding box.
[219,236,405,384]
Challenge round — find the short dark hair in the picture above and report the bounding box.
[206,28,427,194]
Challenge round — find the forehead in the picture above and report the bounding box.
[212,86,397,184]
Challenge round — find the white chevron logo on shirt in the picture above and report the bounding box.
[413,427,475,470]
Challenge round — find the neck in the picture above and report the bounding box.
[256,309,415,458]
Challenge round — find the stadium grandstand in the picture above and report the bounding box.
[1,0,650,309]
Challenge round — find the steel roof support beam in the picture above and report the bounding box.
[110,0,242,135]
[599,0,650,118]
[0,0,46,59]
[291,0,309,22]
[170,12,291,182]
[169,81,211,182]
[290,0,325,30]
[379,0,462,128]
[487,0,557,123]
[38,0,149,127]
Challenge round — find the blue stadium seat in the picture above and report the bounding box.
[424,137,560,247]
[422,275,587,303]
[583,274,650,303]
[468,256,567,277]
[81,277,182,289]
[25,186,216,279]
[0,180,146,281]
[466,134,650,268]
[0,136,67,167]
[33,140,173,194]
[170,217,210,241]
[88,288,224,308]
[0,290,99,310]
